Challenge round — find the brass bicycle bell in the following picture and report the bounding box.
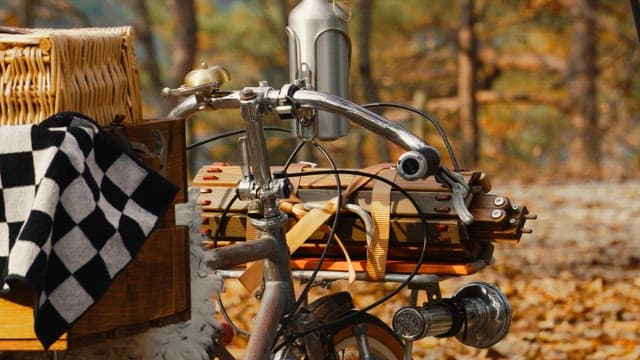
[184,63,231,90]
[162,63,231,98]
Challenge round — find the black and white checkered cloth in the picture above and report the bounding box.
[0,112,178,349]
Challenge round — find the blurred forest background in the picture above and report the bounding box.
[1,0,638,181]
[2,1,640,359]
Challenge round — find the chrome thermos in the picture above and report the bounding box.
[287,0,351,140]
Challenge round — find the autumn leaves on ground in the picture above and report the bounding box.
[220,181,640,359]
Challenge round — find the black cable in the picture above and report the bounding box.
[186,126,291,151]
[210,193,239,249]
[271,168,431,354]
[185,119,429,352]
[363,102,460,172]
[272,141,344,345]
[215,292,251,337]
[290,142,342,311]
[282,140,308,171]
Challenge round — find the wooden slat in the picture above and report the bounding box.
[123,118,187,228]
[289,258,487,276]
[193,165,480,192]
[0,283,67,351]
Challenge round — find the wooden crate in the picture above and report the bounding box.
[0,118,189,350]
[195,165,530,271]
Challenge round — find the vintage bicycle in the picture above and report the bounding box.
[161,1,532,358]
[161,65,532,359]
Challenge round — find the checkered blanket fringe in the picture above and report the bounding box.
[0,112,178,349]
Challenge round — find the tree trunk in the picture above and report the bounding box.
[457,0,479,169]
[567,0,599,178]
[22,0,38,26]
[169,0,198,88]
[356,0,389,166]
[129,0,164,113]
[167,0,198,174]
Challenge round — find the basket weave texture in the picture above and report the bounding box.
[0,26,142,126]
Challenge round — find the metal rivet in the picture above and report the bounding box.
[494,197,505,206]
[512,205,520,211]
[240,88,257,100]
[491,209,503,219]
[509,218,517,225]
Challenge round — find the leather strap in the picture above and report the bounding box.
[284,202,356,283]
[341,163,393,205]
[239,163,398,290]
[366,168,396,280]
[240,200,337,292]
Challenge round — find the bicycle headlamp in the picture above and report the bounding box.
[392,282,512,348]
[396,146,440,180]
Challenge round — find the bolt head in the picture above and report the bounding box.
[240,88,257,100]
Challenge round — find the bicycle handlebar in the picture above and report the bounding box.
[167,84,441,179]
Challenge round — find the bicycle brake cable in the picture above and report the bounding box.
[186,126,291,151]
[215,289,251,337]
[210,193,238,249]
[282,140,308,172]
[290,141,343,311]
[274,141,344,344]
[363,102,460,172]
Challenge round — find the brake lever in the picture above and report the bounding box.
[435,166,474,225]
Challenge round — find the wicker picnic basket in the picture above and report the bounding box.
[0,26,142,126]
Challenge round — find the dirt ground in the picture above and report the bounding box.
[219,181,640,359]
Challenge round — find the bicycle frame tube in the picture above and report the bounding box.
[239,90,296,359]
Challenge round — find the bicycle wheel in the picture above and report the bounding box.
[329,312,405,360]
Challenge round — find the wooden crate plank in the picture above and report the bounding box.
[0,283,67,351]
[123,118,187,229]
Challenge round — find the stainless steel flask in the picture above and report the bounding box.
[287,0,351,140]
